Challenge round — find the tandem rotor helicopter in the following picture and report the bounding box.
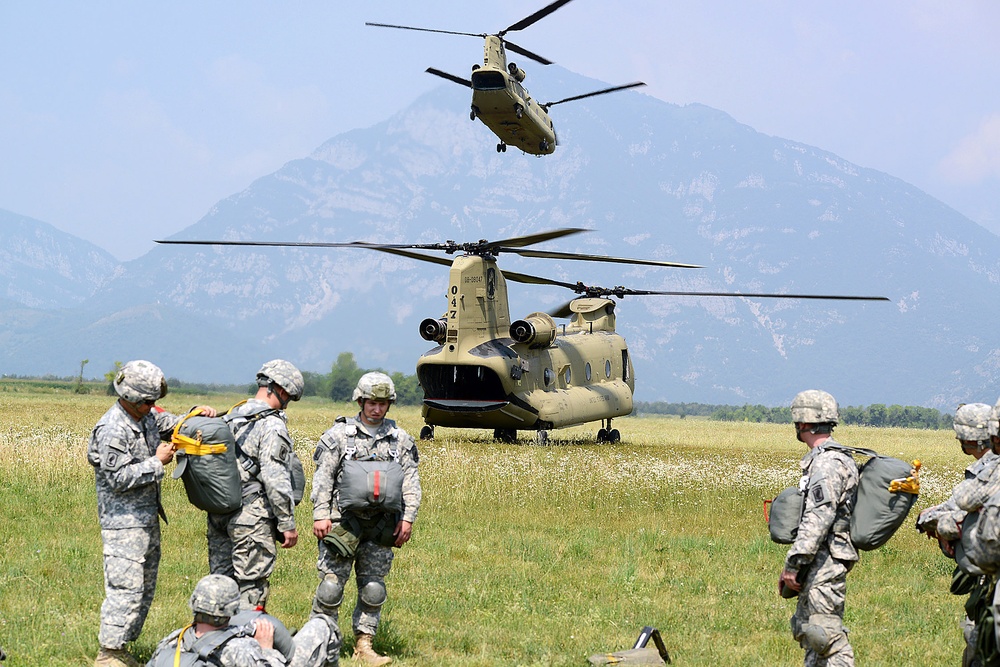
[158,228,889,445]
[366,0,646,155]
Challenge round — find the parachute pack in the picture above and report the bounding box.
[766,445,920,551]
[172,402,305,514]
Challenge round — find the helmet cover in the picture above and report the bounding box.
[790,389,839,424]
[954,403,992,443]
[114,360,168,403]
[352,371,396,402]
[256,359,304,401]
[189,574,240,618]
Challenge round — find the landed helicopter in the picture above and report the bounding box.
[366,0,645,155]
[157,229,889,445]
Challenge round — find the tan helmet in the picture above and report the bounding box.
[353,371,396,402]
[790,390,839,424]
[189,574,240,619]
[114,360,168,403]
[256,359,304,401]
[954,403,992,443]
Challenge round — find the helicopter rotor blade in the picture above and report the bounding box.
[365,22,485,39]
[503,0,575,34]
[543,82,647,109]
[426,67,472,88]
[506,248,701,269]
[486,227,588,249]
[502,40,555,65]
[502,269,579,290]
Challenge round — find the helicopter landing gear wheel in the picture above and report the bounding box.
[597,428,609,443]
[598,419,619,443]
[535,430,549,446]
[514,104,523,119]
[493,428,516,444]
[419,425,435,441]
[609,429,621,443]
[539,140,549,153]
[497,142,507,153]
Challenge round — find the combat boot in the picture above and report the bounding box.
[94,647,141,667]
[352,633,391,666]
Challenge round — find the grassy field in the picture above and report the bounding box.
[0,387,973,665]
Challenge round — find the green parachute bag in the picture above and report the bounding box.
[171,407,243,514]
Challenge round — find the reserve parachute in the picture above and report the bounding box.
[766,445,920,550]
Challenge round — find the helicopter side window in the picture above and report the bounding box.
[543,368,554,387]
[563,367,571,386]
[471,70,506,92]
[622,350,631,382]
[585,363,592,382]
[605,360,612,378]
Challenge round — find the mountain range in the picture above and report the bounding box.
[3,66,998,409]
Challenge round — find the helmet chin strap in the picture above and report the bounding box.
[268,382,290,409]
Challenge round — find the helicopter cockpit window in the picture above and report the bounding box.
[543,368,554,387]
[471,70,506,91]
[585,363,592,382]
[605,360,612,378]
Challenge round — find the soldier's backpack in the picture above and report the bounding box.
[224,402,306,506]
[335,417,405,515]
[150,611,294,667]
[766,445,920,551]
[171,408,243,514]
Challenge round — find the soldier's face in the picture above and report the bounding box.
[359,398,391,425]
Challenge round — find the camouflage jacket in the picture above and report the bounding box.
[785,438,859,571]
[147,625,285,666]
[919,450,998,540]
[87,402,183,529]
[227,399,297,533]
[312,415,421,525]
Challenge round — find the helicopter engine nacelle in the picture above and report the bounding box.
[419,317,449,343]
[509,312,557,348]
[507,62,526,82]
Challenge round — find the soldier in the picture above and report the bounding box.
[916,402,995,667]
[778,389,859,667]
[207,360,304,611]
[311,372,422,666]
[88,360,217,667]
[146,574,341,667]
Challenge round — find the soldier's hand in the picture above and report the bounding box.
[938,536,956,558]
[314,519,332,540]
[253,618,275,650]
[155,441,176,465]
[280,529,298,548]
[394,520,413,547]
[779,568,802,594]
[193,405,218,418]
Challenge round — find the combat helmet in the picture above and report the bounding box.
[353,371,396,402]
[189,574,240,625]
[256,359,304,402]
[790,390,839,425]
[114,360,168,404]
[954,403,992,445]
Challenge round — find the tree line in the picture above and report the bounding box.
[635,401,954,429]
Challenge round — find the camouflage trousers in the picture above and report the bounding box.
[962,614,981,667]
[315,539,394,636]
[207,498,278,611]
[790,549,855,667]
[292,614,342,667]
[98,524,160,650]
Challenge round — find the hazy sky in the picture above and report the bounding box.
[2,1,998,261]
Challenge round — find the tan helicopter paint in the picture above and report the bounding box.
[416,253,634,433]
[468,36,556,155]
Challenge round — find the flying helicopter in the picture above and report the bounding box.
[157,228,889,445]
[366,0,646,155]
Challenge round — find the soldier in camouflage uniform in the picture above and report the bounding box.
[146,574,341,667]
[88,360,217,667]
[207,360,304,611]
[311,372,422,666]
[916,402,995,667]
[779,390,859,667]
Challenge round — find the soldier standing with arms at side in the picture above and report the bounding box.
[88,360,217,667]
[917,402,996,667]
[311,372,422,666]
[779,390,859,667]
[207,360,304,611]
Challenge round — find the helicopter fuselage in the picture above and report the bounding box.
[469,36,556,155]
[415,254,634,432]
